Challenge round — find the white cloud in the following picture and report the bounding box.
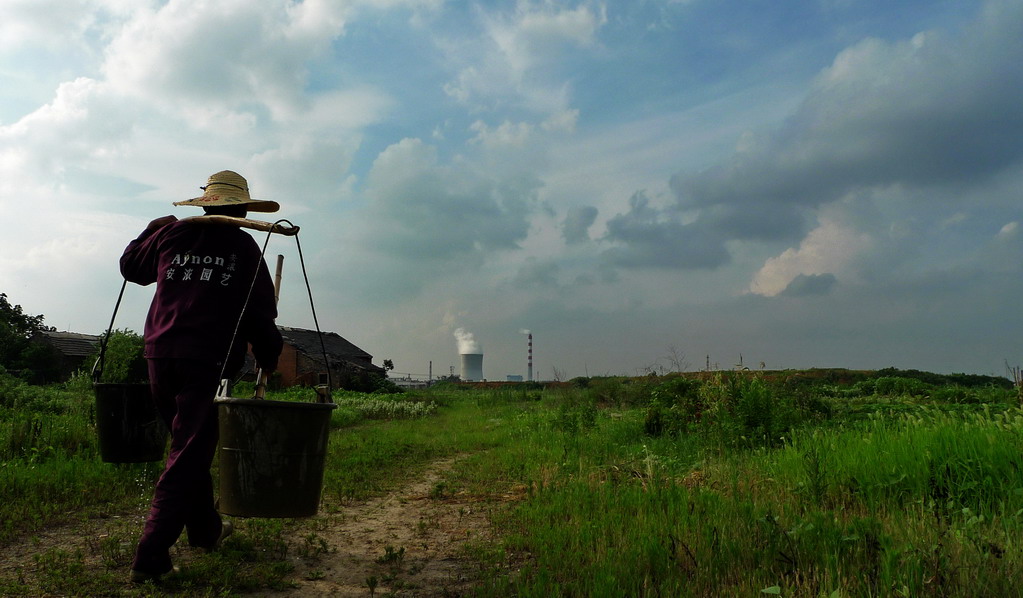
[305,88,395,131]
[4,0,1023,380]
[672,0,1023,252]
[749,216,872,296]
[309,136,545,305]
[0,0,101,51]
[511,257,562,289]
[0,77,139,182]
[443,1,605,115]
[100,0,348,122]
[469,119,535,148]
[362,137,539,258]
[541,108,579,132]
[248,135,358,207]
[940,212,968,229]
[283,0,351,41]
[998,221,1018,237]
[490,1,603,74]
[468,108,581,149]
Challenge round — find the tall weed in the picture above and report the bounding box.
[687,374,802,449]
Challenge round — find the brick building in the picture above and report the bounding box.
[274,326,385,389]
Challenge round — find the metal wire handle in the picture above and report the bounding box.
[92,278,129,382]
[219,220,334,402]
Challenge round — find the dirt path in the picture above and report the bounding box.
[252,455,493,597]
[0,455,497,597]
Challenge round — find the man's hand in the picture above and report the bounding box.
[146,215,178,231]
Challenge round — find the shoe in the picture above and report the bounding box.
[129,565,179,583]
[203,520,234,553]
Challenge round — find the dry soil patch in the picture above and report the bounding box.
[0,455,495,597]
[252,455,493,597]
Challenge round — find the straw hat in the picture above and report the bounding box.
[173,170,280,213]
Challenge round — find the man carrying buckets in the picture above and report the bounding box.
[119,170,283,583]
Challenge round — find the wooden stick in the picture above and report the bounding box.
[254,254,285,400]
[272,253,284,305]
[183,215,300,236]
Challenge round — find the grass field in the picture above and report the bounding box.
[1,367,1021,596]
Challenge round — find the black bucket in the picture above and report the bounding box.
[93,383,168,463]
[215,397,337,518]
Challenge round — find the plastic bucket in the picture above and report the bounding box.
[93,383,168,463]
[215,397,337,518]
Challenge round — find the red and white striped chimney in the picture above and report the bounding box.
[528,333,533,382]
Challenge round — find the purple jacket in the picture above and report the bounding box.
[120,219,283,375]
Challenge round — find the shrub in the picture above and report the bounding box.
[850,379,876,396]
[873,368,1012,389]
[370,374,404,394]
[929,385,974,404]
[578,376,656,408]
[930,384,1017,405]
[0,367,32,409]
[90,329,146,383]
[871,376,932,397]
[586,377,625,405]
[644,376,704,437]
[697,373,801,448]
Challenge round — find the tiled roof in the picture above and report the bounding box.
[36,331,101,357]
[278,326,384,373]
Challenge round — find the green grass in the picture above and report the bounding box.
[0,373,162,543]
[2,369,1022,596]
[321,388,533,501]
[460,377,1023,597]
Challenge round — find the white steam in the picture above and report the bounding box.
[454,327,481,354]
[519,328,531,335]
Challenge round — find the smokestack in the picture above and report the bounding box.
[454,328,484,381]
[460,353,484,381]
[520,329,532,382]
[528,333,533,382]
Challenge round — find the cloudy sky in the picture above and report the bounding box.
[2,0,1021,381]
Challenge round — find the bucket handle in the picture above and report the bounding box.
[92,278,129,383]
[220,220,335,404]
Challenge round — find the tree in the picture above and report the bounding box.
[382,359,394,372]
[0,293,54,376]
[662,345,691,372]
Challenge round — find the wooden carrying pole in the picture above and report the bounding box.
[184,215,299,236]
[253,254,284,400]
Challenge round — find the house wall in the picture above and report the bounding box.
[295,351,330,387]
[273,339,385,390]
[272,342,333,387]
[276,343,300,386]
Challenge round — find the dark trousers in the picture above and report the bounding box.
[132,358,224,574]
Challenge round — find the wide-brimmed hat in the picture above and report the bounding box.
[173,170,280,213]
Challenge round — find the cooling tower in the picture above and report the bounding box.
[460,353,484,381]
